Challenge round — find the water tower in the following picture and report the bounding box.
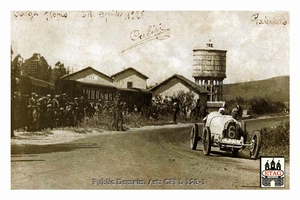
[192,41,227,101]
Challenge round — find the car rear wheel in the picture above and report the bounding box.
[203,127,211,156]
[190,124,198,150]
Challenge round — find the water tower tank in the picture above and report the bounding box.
[192,42,227,101]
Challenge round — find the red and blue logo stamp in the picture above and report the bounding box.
[260,156,285,187]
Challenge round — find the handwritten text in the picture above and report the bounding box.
[13,11,40,21]
[98,10,144,22]
[12,11,144,22]
[13,11,68,21]
[122,23,170,53]
[251,13,288,25]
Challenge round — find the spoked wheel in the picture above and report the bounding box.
[250,130,262,160]
[190,124,198,150]
[202,127,211,156]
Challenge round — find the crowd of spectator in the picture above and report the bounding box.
[11,92,133,132]
[12,91,209,133]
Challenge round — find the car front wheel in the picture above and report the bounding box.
[203,127,211,156]
[250,130,262,160]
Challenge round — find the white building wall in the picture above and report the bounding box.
[155,82,200,99]
[77,73,114,85]
[114,74,146,89]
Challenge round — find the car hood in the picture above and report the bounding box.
[206,112,239,135]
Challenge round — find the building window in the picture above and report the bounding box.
[91,90,95,99]
[109,92,113,100]
[86,89,90,99]
[127,82,133,88]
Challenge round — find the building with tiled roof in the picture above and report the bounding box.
[111,67,148,89]
[149,74,209,104]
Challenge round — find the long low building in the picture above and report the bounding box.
[56,66,152,110]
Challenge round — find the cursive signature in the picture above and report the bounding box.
[251,13,288,25]
[122,23,170,53]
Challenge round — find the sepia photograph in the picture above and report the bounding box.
[6,0,297,195]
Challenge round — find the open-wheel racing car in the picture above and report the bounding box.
[190,110,262,160]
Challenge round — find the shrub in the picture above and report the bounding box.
[259,121,290,161]
[72,114,112,133]
[226,96,287,116]
[248,97,286,115]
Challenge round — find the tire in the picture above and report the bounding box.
[202,127,211,156]
[190,124,198,150]
[250,130,262,160]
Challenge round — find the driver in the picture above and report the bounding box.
[218,107,225,115]
[203,107,225,126]
[231,107,239,119]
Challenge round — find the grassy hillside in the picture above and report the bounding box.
[223,76,289,102]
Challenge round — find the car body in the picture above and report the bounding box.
[190,111,261,159]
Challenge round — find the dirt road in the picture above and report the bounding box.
[11,116,289,189]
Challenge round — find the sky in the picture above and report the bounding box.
[11,9,290,86]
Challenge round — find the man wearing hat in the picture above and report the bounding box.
[32,102,42,131]
[26,105,34,132]
[65,103,74,126]
[231,105,239,119]
[45,104,55,129]
[59,93,67,109]
[102,100,109,116]
[195,98,201,120]
[95,99,103,115]
[79,96,85,119]
[52,95,60,112]
[112,94,124,131]
[29,92,37,107]
[73,106,81,126]
[46,94,52,105]
[172,97,180,124]
[73,97,82,126]
[115,101,125,131]
[56,107,66,128]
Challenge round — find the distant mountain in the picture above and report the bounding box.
[223,76,290,102]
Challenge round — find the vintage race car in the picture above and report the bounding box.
[190,111,261,159]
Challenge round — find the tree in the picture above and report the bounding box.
[11,54,23,77]
[11,48,18,138]
[51,61,68,83]
[175,90,196,119]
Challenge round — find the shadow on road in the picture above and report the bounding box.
[11,159,45,162]
[11,142,101,156]
[210,150,252,160]
[193,147,253,161]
